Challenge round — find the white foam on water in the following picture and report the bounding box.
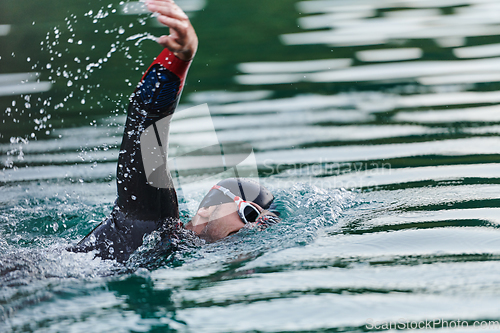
[454,43,500,59]
[196,90,500,116]
[235,73,307,85]
[120,0,206,15]
[0,149,117,166]
[425,72,497,84]
[296,0,498,14]
[255,137,500,165]
[0,24,10,36]
[395,90,500,108]
[298,11,376,29]
[126,32,158,46]
[281,25,500,47]
[177,284,500,332]
[0,73,36,84]
[464,125,500,135]
[365,208,500,225]
[208,94,358,113]
[283,0,500,48]
[119,1,148,15]
[356,48,423,62]
[0,162,116,183]
[175,0,207,12]
[364,184,500,210]
[383,8,442,18]
[238,59,352,74]
[308,57,500,83]
[211,125,441,150]
[435,36,466,47]
[395,104,500,123]
[328,163,500,189]
[0,72,51,96]
[296,0,375,14]
[0,82,53,97]
[181,258,500,305]
[187,90,273,104]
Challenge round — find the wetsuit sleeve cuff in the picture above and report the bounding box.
[142,49,192,87]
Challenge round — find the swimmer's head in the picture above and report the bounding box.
[185,178,276,242]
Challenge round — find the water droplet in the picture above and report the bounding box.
[131,195,137,200]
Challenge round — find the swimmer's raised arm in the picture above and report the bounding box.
[71,0,198,262]
[114,0,197,220]
[146,0,198,61]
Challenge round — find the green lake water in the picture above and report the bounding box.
[1,0,500,331]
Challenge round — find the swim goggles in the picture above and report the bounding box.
[211,185,261,224]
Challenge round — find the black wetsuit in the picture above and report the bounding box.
[71,49,192,263]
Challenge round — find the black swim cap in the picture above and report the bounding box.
[198,178,274,210]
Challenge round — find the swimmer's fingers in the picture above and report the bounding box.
[157,14,189,38]
[146,0,188,21]
[157,34,183,54]
[145,0,198,61]
[251,211,281,231]
[157,20,198,61]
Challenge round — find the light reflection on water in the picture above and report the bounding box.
[2,0,500,331]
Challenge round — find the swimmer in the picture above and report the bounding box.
[69,0,280,263]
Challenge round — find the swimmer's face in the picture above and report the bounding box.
[187,202,263,242]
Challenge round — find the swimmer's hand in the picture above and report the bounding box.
[146,0,198,61]
[252,211,281,231]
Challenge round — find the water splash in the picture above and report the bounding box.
[0,181,356,324]
[126,33,159,46]
[2,137,28,168]
[176,183,356,270]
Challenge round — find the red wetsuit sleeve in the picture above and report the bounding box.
[142,49,191,91]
